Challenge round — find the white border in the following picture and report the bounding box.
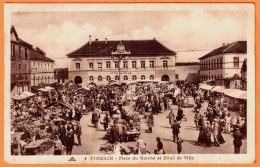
[4,3,255,164]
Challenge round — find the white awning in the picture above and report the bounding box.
[199,84,213,90]
[211,86,226,93]
[224,89,247,99]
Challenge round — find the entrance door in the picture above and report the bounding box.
[161,75,170,81]
[74,76,82,84]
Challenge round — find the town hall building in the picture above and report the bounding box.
[67,36,176,85]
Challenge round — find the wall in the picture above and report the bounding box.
[68,54,176,84]
[223,53,246,78]
[175,64,200,82]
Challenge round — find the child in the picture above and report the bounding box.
[177,138,184,154]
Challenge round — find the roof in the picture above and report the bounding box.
[11,25,33,48]
[199,41,247,60]
[67,39,176,57]
[241,58,247,72]
[176,62,200,66]
[31,49,55,62]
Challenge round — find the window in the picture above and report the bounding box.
[25,49,28,59]
[98,63,102,70]
[220,74,223,78]
[12,45,15,56]
[132,75,137,80]
[141,75,145,80]
[150,75,154,80]
[150,61,154,68]
[123,61,128,68]
[19,64,21,69]
[175,74,179,79]
[89,63,93,69]
[18,47,21,58]
[106,61,111,69]
[141,61,145,68]
[76,63,80,69]
[217,59,219,69]
[132,61,137,68]
[115,61,119,68]
[163,60,168,68]
[214,59,216,69]
[211,60,214,69]
[89,76,94,82]
[98,76,102,81]
[220,58,223,68]
[25,64,27,70]
[106,76,111,81]
[233,57,239,67]
[123,75,128,80]
[115,75,119,81]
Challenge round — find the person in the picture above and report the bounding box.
[75,121,82,146]
[168,110,175,127]
[154,137,165,154]
[172,120,181,142]
[110,124,118,143]
[194,111,201,131]
[177,138,184,154]
[116,122,123,143]
[53,134,63,155]
[113,141,128,155]
[224,113,232,133]
[205,121,212,147]
[147,113,154,133]
[208,108,214,125]
[11,137,18,155]
[103,113,110,131]
[58,123,67,146]
[233,128,243,154]
[91,109,100,128]
[136,137,146,154]
[66,129,74,155]
[212,119,220,147]
[176,107,183,121]
[217,120,225,144]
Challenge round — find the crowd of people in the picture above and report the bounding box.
[10,80,247,155]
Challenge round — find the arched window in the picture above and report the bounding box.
[141,75,145,80]
[98,76,102,81]
[115,75,119,81]
[89,76,94,82]
[123,75,128,80]
[106,76,111,81]
[132,75,137,81]
[150,75,154,80]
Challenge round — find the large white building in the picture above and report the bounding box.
[175,62,200,82]
[30,47,55,87]
[199,41,247,82]
[67,37,176,85]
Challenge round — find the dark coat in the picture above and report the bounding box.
[233,131,243,147]
[172,122,181,134]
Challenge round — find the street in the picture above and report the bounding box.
[46,98,247,155]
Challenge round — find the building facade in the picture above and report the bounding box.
[54,68,69,83]
[199,41,247,82]
[11,26,32,95]
[30,47,55,87]
[67,37,176,85]
[175,62,200,82]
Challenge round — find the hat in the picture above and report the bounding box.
[156,137,160,140]
[235,128,240,132]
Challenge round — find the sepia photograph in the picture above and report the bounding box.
[4,3,255,164]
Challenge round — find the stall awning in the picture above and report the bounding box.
[224,89,247,100]
[44,86,54,90]
[211,86,226,93]
[199,84,213,90]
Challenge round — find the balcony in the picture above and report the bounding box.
[11,74,30,82]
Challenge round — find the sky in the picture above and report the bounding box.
[11,10,247,68]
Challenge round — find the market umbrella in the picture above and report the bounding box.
[21,91,35,97]
[44,86,54,90]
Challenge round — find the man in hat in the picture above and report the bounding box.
[172,119,181,142]
[233,128,243,154]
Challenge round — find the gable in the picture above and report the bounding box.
[11,31,18,42]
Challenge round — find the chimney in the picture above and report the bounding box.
[105,38,108,44]
[89,35,92,45]
[95,38,98,42]
[222,43,225,46]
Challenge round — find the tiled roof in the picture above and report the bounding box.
[31,49,55,62]
[67,39,176,57]
[199,41,247,60]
